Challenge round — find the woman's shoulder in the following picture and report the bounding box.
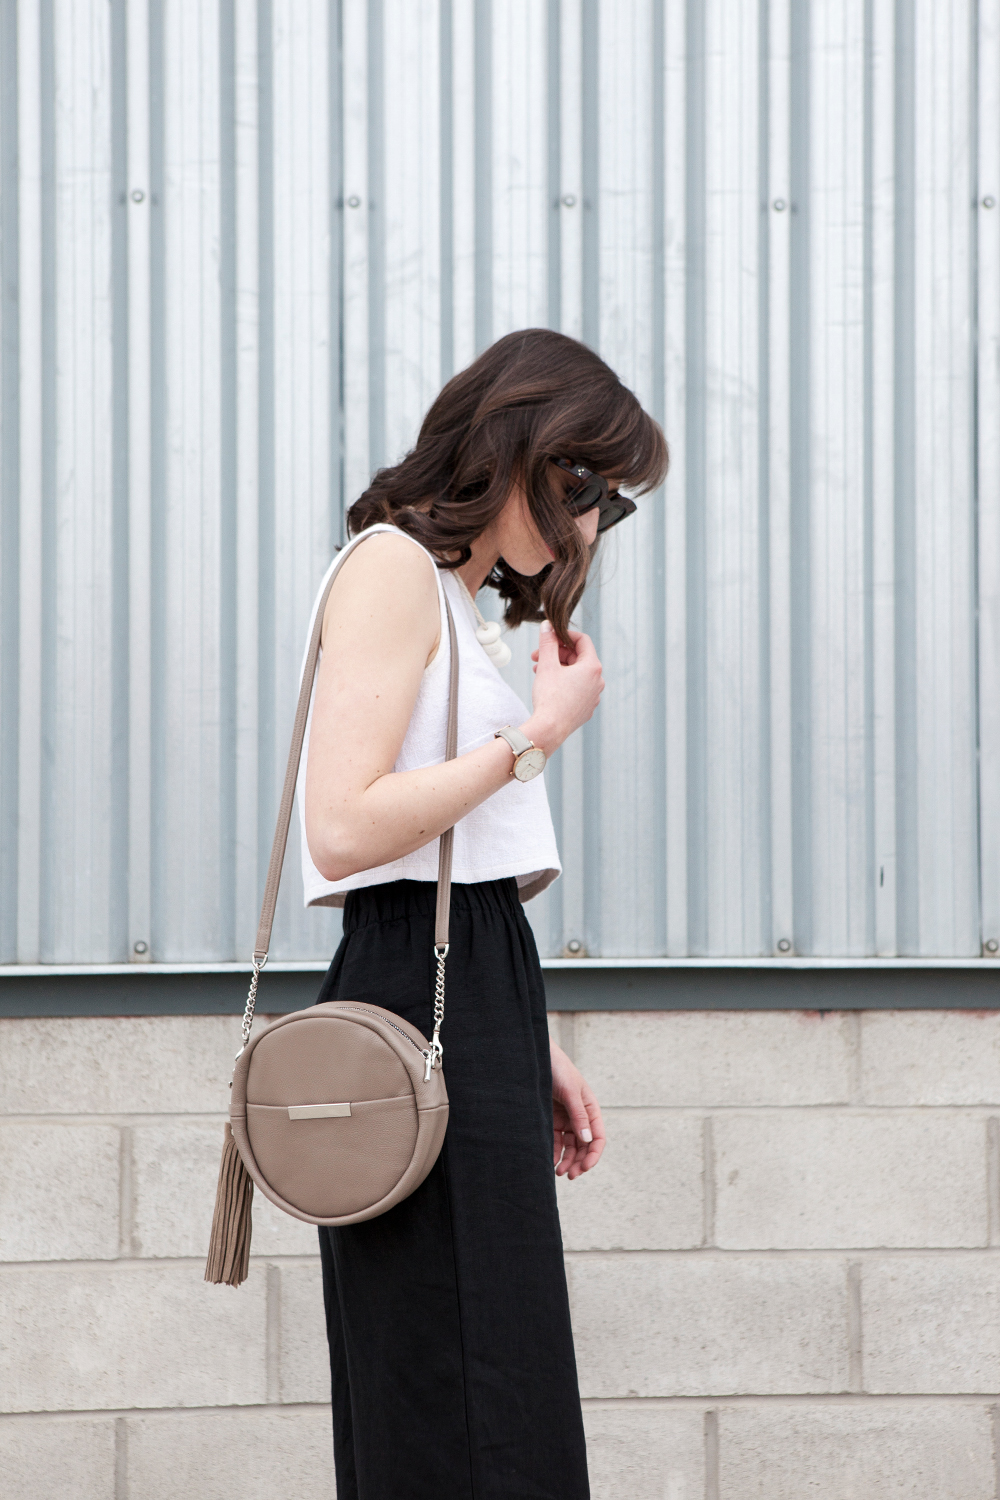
[322,527,442,646]
[342,526,440,577]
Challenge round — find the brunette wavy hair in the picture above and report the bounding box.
[347,329,668,641]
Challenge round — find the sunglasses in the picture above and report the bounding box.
[555,459,637,533]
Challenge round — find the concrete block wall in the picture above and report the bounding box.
[2,1009,1000,1498]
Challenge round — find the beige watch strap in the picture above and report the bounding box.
[495,724,533,761]
[252,543,459,965]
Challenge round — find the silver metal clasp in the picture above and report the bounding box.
[235,951,269,1062]
[428,942,448,1075]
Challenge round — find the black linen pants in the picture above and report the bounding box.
[315,878,590,1500]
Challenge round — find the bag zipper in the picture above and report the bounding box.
[340,1006,437,1082]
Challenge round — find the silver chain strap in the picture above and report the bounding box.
[429,942,448,1069]
[236,954,267,1062]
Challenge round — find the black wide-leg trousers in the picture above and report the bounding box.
[315,878,590,1500]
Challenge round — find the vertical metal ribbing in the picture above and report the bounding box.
[147,0,165,960]
[472,0,491,353]
[341,0,369,507]
[382,0,441,466]
[910,0,978,954]
[16,0,44,964]
[451,0,476,374]
[219,0,238,962]
[788,0,813,955]
[35,0,54,960]
[545,0,561,335]
[579,0,601,956]
[648,0,667,957]
[255,0,276,935]
[870,0,898,954]
[702,0,763,955]
[125,0,153,963]
[662,0,688,957]
[0,0,20,964]
[269,0,339,961]
[439,0,454,384]
[978,0,1000,957]
[329,0,345,545]
[0,2,989,968]
[366,0,384,473]
[110,0,130,963]
[491,0,548,339]
[549,0,584,956]
[767,0,794,955]
[28,0,119,965]
[683,0,707,956]
[595,0,659,956]
[157,0,224,960]
[807,0,868,955]
[233,0,261,959]
[892,0,917,955]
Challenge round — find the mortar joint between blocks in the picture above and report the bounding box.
[114,1414,128,1500]
[848,1011,864,1104]
[847,1260,863,1393]
[702,1116,716,1248]
[118,1126,135,1260]
[266,1261,282,1405]
[704,1406,719,1500]
[988,1119,1000,1247]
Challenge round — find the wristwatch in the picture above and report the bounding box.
[494,726,547,783]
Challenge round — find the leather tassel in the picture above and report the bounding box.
[204,1122,253,1287]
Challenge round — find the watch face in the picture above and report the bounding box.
[513,747,547,782]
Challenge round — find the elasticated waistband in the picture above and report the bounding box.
[342,877,521,933]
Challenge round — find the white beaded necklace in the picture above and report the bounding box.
[455,574,513,669]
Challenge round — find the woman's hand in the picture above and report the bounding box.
[550,1039,606,1180]
[523,622,605,756]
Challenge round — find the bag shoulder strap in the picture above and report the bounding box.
[252,539,460,966]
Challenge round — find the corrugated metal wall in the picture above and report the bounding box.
[1,0,997,965]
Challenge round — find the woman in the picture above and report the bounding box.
[300,328,668,1499]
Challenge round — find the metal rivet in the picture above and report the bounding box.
[561,194,576,208]
[984,196,996,210]
[133,940,148,955]
[347,195,361,208]
[131,189,145,203]
[777,938,792,953]
[772,198,787,212]
[566,938,583,954]
[987,939,999,954]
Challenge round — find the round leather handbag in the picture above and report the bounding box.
[206,543,458,1286]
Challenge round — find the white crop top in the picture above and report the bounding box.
[296,524,562,906]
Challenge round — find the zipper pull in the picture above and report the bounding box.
[422,1049,433,1083]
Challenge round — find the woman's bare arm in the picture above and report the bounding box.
[304,532,604,882]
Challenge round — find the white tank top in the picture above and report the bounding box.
[296,524,562,907]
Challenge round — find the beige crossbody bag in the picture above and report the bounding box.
[205,550,458,1287]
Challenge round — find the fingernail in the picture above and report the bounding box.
[540,620,552,633]
[581,1128,593,1143]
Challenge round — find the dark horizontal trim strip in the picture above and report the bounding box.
[0,966,999,1016]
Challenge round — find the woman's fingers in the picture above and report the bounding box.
[552,1099,581,1175]
[558,1090,606,1180]
[550,1038,605,1179]
[575,1085,606,1175]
